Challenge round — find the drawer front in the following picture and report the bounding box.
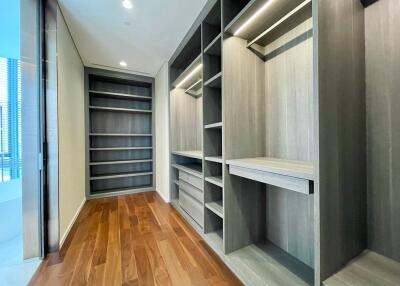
[179,190,204,227]
[179,170,203,190]
[179,180,203,203]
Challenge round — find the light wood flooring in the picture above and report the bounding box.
[29,192,242,286]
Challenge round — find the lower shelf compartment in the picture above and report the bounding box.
[225,241,314,286]
[171,198,203,234]
[324,250,400,286]
[204,229,223,255]
[89,185,153,197]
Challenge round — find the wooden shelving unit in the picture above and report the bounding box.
[89,106,152,114]
[89,90,152,101]
[168,0,370,285]
[86,69,154,197]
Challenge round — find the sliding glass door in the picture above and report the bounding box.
[0,0,44,268]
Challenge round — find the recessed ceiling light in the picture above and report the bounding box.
[119,61,127,67]
[122,0,133,9]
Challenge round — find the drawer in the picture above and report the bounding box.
[179,180,203,203]
[179,170,203,190]
[179,189,204,227]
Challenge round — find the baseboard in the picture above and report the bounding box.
[156,188,170,203]
[59,198,86,249]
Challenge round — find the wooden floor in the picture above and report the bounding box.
[29,192,242,286]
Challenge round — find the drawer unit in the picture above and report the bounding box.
[179,189,204,227]
[179,180,203,203]
[179,170,203,190]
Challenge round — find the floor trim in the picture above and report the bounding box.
[59,198,86,249]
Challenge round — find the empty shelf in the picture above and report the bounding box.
[89,159,152,166]
[89,106,152,113]
[205,201,223,218]
[204,33,222,56]
[204,72,222,88]
[89,90,152,101]
[172,163,202,179]
[205,122,222,129]
[227,157,314,194]
[172,150,202,160]
[324,250,400,286]
[225,241,313,286]
[89,133,152,137]
[205,176,223,188]
[90,171,153,181]
[90,147,153,151]
[172,54,202,89]
[205,156,223,163]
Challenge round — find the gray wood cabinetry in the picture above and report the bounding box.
[168,0,400,285]
[85,68,155,198]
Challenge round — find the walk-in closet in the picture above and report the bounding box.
[168,0,400,285]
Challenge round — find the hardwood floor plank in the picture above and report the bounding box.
[29,192,242,286]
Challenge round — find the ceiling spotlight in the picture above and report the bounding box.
[119,61,127,67]
[122,0,133,9]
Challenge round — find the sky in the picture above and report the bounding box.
[0,0,20,60]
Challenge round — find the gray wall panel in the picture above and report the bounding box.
[365,0,400,263]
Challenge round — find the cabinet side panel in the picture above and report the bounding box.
[316,0,367,282]
[365,0,400,263]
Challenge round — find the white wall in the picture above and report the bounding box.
[56,8,86,246]
[155,62,170,202]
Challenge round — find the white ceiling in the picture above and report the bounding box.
[58,0,207,77]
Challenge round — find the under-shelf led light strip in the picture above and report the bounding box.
[234,0,274,36]
[176,64,203,89]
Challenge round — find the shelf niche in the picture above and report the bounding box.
[222,0,315,284]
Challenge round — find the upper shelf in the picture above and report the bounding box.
[89,106,152,114]
[226,157,314,194]
[225,0,312,46]
[89,90,152,101]
[172,54,202,90]
[172,150,203,160]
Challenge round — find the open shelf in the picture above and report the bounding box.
[204,33,222,56]
[205,156,223,164]
[89,90,152,101]
[89,133,152,137]
[89,159,152,166]
[171,54,202,89]
[227,157,314,194]
[90,171,153,181]
[225,241,313,286]
[225,0,308,42]
[171,150,202,160]
[205,176,223,188]
[204,72,222,88]
[324,250,400,286]
[184,79,202,97]
[205,201,223,218]
[89,106,152,114]
[172,163,202,178]
[205,122,222,129]
[89,185,153,197]
[90,147,152,151]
